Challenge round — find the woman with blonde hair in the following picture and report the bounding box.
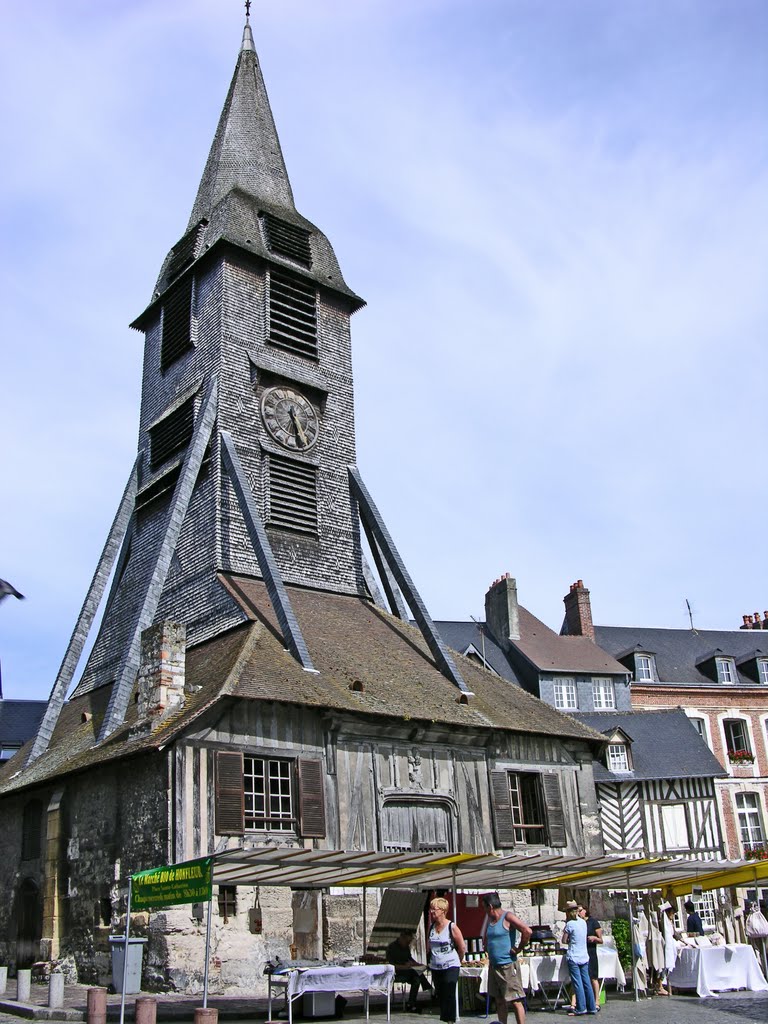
[428,897,466,1023]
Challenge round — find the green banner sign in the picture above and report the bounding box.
[132,857,212,910]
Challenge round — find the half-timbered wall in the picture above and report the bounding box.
[597,777,722,857]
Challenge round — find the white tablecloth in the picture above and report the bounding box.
[668,944,768,999]
[286,964,395,998]
[524,947,625,991]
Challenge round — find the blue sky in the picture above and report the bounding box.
[1,0,767,700]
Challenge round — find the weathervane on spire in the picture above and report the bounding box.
[245,0,251,19]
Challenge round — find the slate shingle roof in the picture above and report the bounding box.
[573,709,728,782]
[0,700,46,754]
[0,583,606,796]
[432,621,521,683]
[595,625,768,687]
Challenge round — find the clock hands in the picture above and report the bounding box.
[289,405,309,448]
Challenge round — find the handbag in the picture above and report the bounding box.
[745,909,768,939]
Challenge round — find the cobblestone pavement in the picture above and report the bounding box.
[0,988,766,1024]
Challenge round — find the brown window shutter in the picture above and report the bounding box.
[542,772,567,848]
[490,770,515,848]
[215,751,245,835]
[297,758,326,838]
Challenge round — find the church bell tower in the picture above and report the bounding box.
[71,20,366,698]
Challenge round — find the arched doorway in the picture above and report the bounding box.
[17,879,42,968]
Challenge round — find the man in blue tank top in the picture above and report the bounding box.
[482,893,532,1024]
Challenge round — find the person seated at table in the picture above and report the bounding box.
[563,900,597,1016]
[481,892,531,1024]
[386,930,433,1012]
[569,904,603,1010]
[684,900,705,936]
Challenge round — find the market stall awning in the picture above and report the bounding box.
[665,859,768,897]
[211,846,768,895]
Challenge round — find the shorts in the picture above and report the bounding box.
[487,960,525,1003]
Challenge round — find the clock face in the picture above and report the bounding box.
[260,386,319,451]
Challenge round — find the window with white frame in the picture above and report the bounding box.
[553,677,578,710]
[607,743,630,771]
[686,891,716,928]
[759,660,768,685]
[244,756,295,831]
[689,716,706,740]
[723,719,752,757]
[736,792,765,848]
[661,804,690,851]
[635,655,653,681]
[592,677,616,710]
[716,657,735,683]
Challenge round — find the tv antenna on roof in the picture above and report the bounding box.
[685,598,697,633]
[470,614,487,668]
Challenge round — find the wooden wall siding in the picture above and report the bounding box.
[597,783,644,853]
[381,800,453,852]
[186,701,326,753]
[642,777,721,856]
[502,733,573,765]
[338,743,377,850]
[456,756,495,853]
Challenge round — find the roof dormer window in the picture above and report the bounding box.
[635,654,654,682]
[607,743,630,772]
[759,660,768,685]
[716,657,736,684]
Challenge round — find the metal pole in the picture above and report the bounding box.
[203,891,213,1007]
[626,873,638,1003]
[119,877,132,1024]
[452,869,460,1024]
[362,887,367,960]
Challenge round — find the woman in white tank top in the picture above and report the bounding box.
[428,897,466,1022]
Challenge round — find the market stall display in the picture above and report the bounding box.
[668,944,768,999]
[267,964,394,1024]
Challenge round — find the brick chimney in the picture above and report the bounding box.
[485,574,520,649]
[136,621,187,728]
[563,580,595,642]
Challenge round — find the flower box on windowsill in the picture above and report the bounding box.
[728,749,755,765]
[745,845,768,861]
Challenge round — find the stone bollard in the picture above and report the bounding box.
[16,969,32,1002]
[0,967,7,995]
[48,973,64,1009]
[135,996,157,1024]
[87,987,107,1024]
[194,1008,218,1024]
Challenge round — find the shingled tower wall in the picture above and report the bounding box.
[73,23,366,697]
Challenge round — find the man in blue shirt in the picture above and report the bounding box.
[684,901,705,936]
[482,893,532,1024]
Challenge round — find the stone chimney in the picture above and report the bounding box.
[485,574,520,649]
[136,621,187,727]
[563,580,595,642]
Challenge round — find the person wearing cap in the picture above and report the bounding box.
[481,893,531,1024]
[563,901,597,1016]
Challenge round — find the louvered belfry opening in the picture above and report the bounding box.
[149,396,195,471]
[161,276,194,370]
[261,213,312,267]
[268,269,318,359]
[165,219,207,282]
[267,453,318,535]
